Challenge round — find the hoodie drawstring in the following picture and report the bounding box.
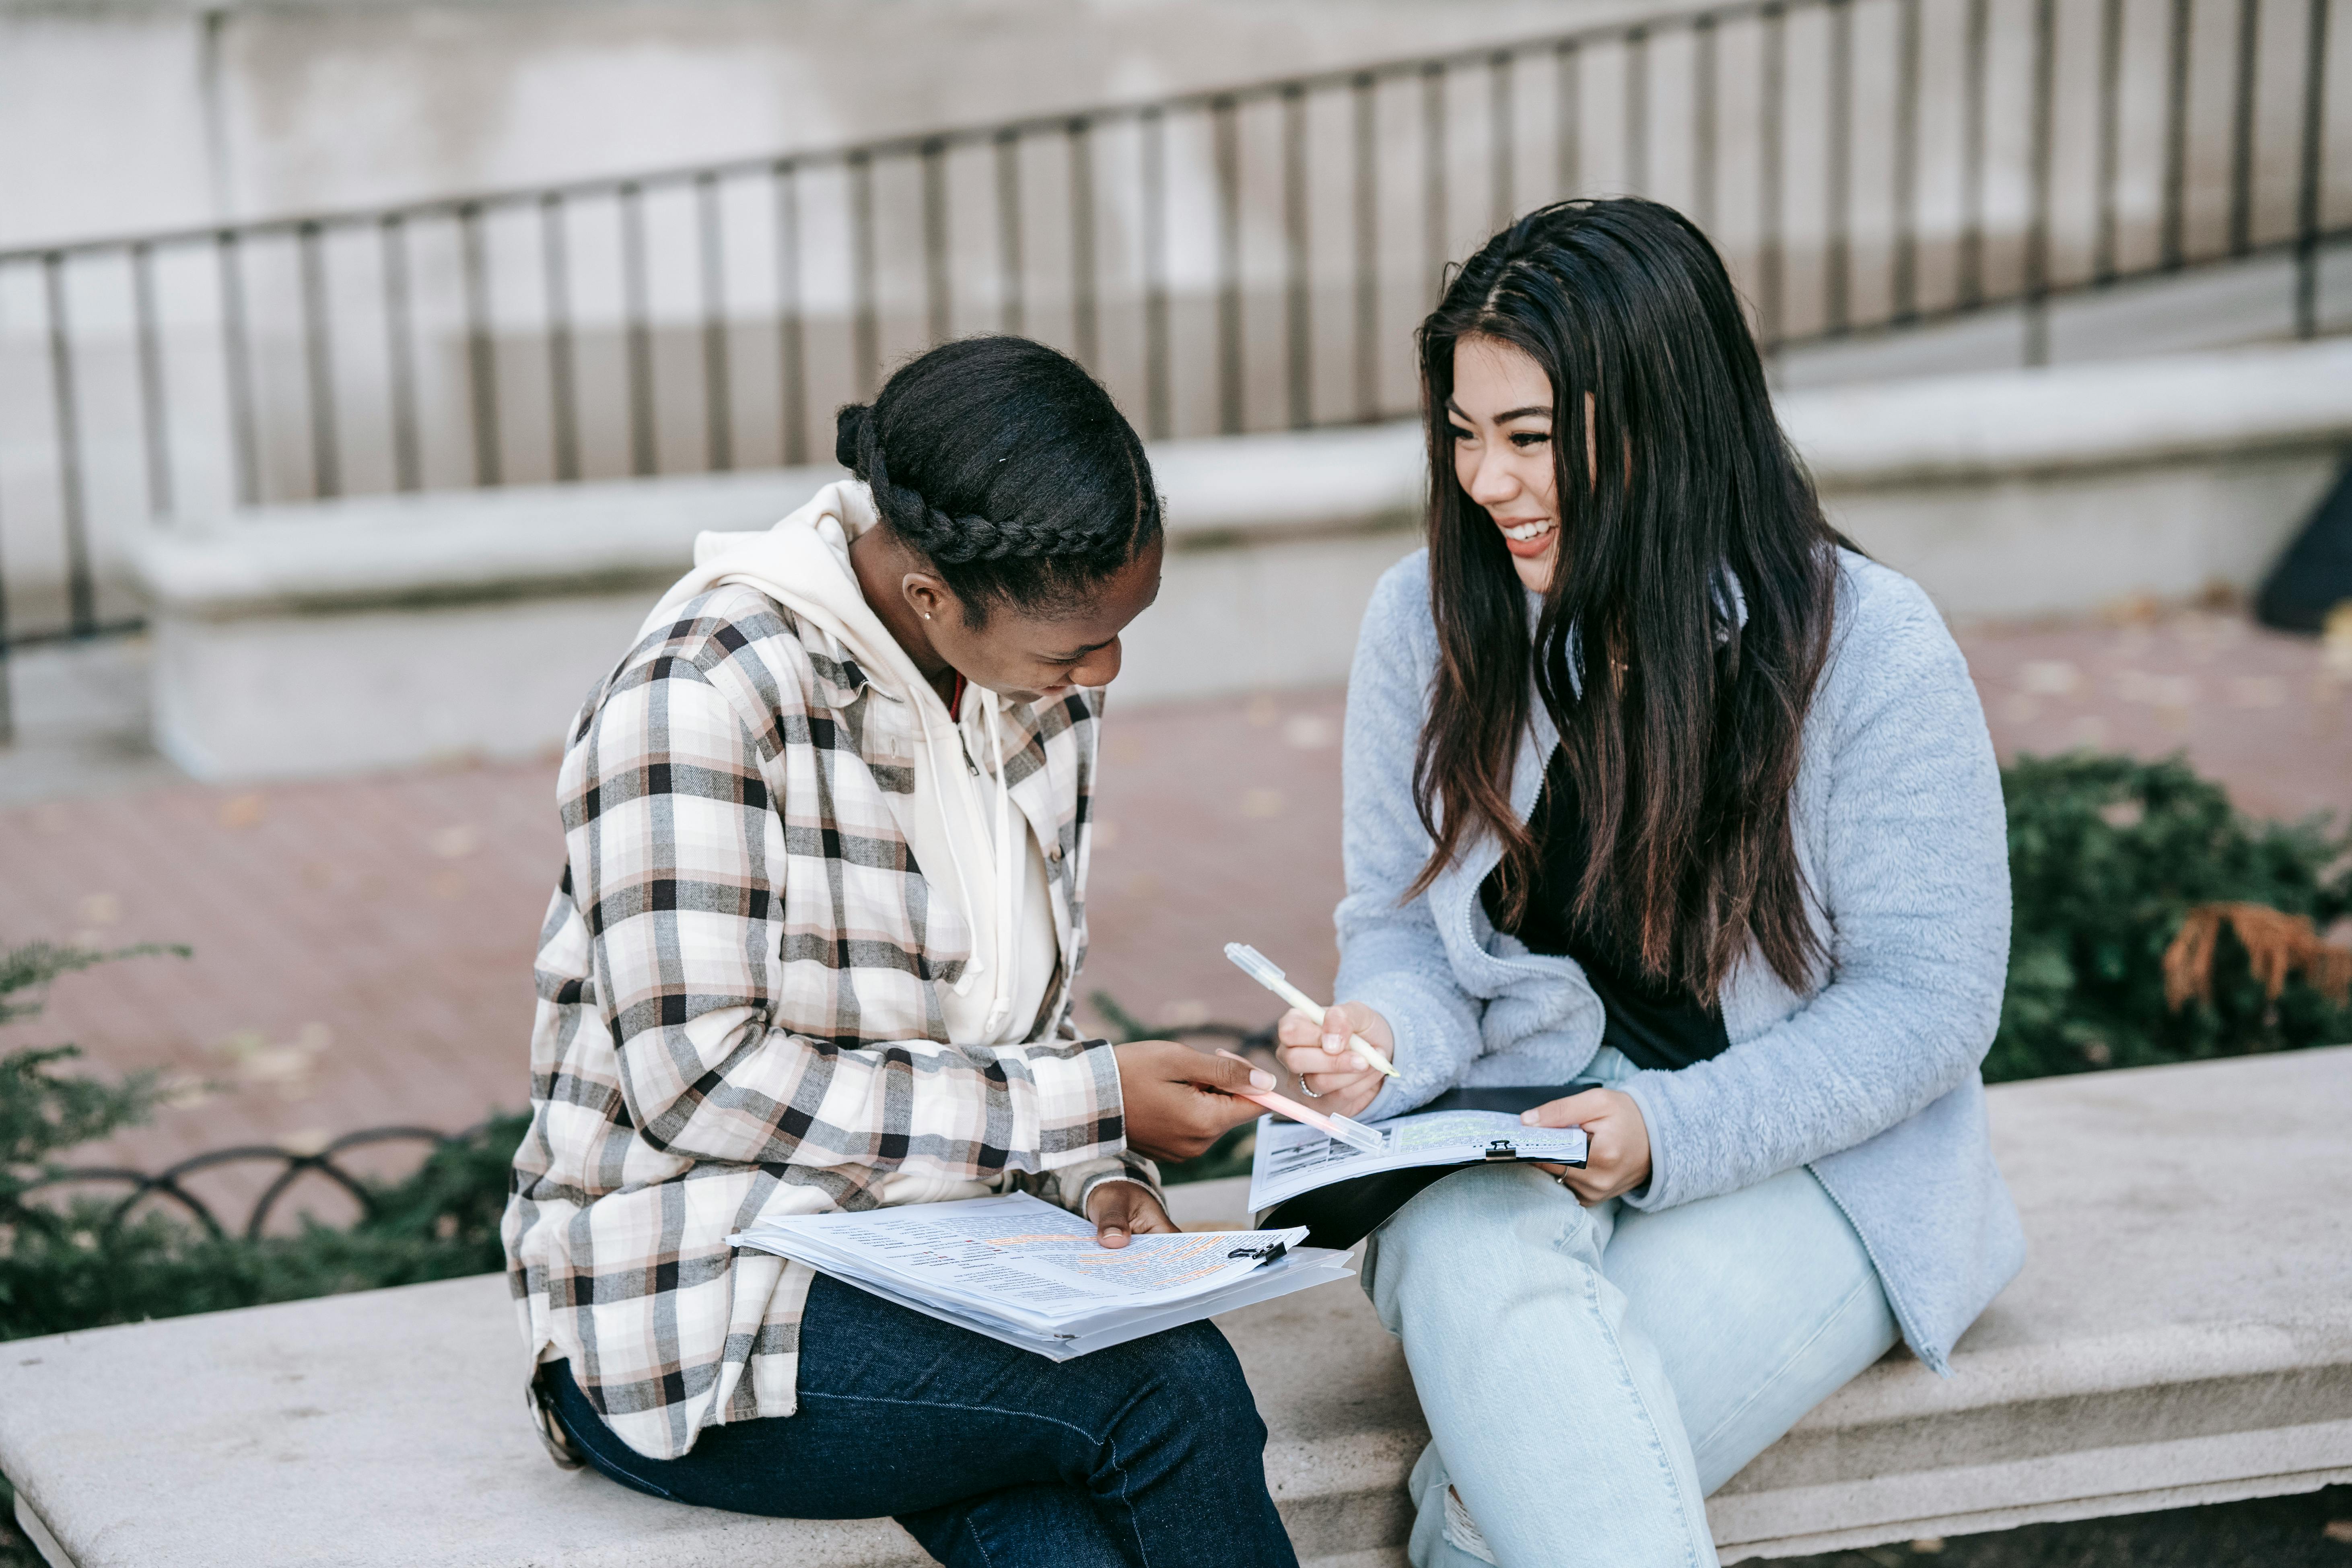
[905,685,1022,1042]
[980,690,1018,1040]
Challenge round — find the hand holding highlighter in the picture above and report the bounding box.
[1224,943,1401,1080]
[1209,1049,1386,1154]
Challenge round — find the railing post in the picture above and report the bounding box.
[1489,50,1516,232]
[540,193,582,483]
[2295,0,2331,337]
[1959,0,1992,309]
[380,215,423,494]
[697,171,735,474]
[1283,83,1313,432]
[1759,4,1787,348]
[1891,0,1922,321]
[1353,73,1382,423]
[921,137,952,347]
[1141,107,1170,439]
[297,221,342,500]
[1555,40,1582,198]
[1625,28,1650,198]
[1069,118,1100,372]
[132,241,175,519]
[2228,0,2260,258]
[1693,17,1719,235]
[2092,0,2126,285]
[774,161,808,466]
[44,252,97,636]
[1214,95,1244,437]
[848,152,879,401]
[1423,61,1449,302]
[2025,0,2058,366]
[217,229,261,507]
[458,202,502,488]
[995,129,1025,338]
[1825,0,1853,336]
[2161,0,2192,271]
[621,182,658,474]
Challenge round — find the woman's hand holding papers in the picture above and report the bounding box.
[1523,1088,1653,1203]
[1085,1180,1179,1249]
[1274,1003,1394,1118]
[1114,1042,1271,1162]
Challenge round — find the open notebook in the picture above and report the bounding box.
[731,1191,1353,1361]
[1250,1085,1596,1249]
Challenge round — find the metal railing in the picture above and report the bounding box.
[22,1123,476,1242]
[0,0,2345,740]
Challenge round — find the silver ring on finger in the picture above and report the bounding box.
[1298,1078,1324,1098]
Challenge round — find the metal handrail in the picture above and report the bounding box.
[0,4,1782,266]
[0,0,2344,742]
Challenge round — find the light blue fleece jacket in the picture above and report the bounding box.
[1336,547,2025,1374]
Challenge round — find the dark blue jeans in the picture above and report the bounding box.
[544,1273,1299,1568]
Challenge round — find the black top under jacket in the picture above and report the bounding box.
[1479,748,1733,1072]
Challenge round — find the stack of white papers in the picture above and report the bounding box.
[1248,1110,1592,1212]
[731,1192,1352,1361]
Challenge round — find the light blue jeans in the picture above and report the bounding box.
[1361,1049,1899,1568]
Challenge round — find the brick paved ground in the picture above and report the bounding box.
[3,605,2347,1225]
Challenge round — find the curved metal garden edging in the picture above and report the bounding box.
[16,1016,1276,1239]
[22,1118,507,1242]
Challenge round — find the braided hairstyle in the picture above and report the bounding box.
[835,336,1162,622]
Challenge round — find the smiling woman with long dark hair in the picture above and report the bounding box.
[1278,200,2022,1566]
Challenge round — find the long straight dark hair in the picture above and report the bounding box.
[1410,198,1844,1001]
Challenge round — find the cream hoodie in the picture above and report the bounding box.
[631,481,1064,1201]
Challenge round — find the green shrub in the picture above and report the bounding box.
[0,942,525,1343]
[1991,752,2352,1082]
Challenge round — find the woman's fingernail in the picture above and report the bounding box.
[1251,1069,1276,1089]
[1323,1035,1344,1053]
[1520,1110,1538,1124]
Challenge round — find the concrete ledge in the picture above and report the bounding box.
[4,1048,2347,1566]
[129,423,1426,623]
[125,424,1426,780]
[124,338,2351,779]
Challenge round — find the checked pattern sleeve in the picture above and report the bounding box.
[564,629,1128,1191]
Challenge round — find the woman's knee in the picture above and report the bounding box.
[1366,1165,1595,1327]
[1087,1322,1267,1454]
[1159,1323,1269,1442]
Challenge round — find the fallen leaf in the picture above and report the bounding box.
[1241,788,1285,819]
[429,825,479,859]
[1283,714,1336,749]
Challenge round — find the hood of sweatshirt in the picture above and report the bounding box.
[631,480,1059,1047]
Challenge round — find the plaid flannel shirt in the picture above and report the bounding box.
[503,583,1153,1461]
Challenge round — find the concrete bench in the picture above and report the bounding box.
[6,1046,2348,1566]
[126,337,2352,782]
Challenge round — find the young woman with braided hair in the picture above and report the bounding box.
[505,335,1295,1566]
[1278,199,2020,1566]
